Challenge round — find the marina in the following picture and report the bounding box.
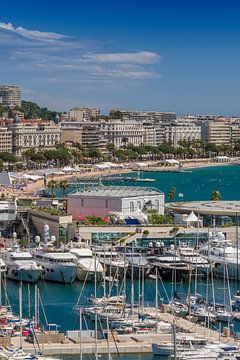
[1,165,240,359]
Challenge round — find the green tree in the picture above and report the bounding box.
[121,136,129,147]
[47,179,58,200]
[59,179,69,198]
[0,160,4,172]
[210,190,222,201]
[168,186,177,201]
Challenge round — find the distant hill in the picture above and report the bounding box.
[0,100,60,120]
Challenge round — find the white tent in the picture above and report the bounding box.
[163,159,180,165]
[94,163,111,169]
[186,211,198,225]
[62,166,75,172]
[215,156,230,163]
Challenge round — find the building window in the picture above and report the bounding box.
[105,199,108,208]
[81,198,84,207]
[137,201,142,210]
[155,200,159,212]
[130,201,134,212]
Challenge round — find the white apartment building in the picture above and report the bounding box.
[68,107,100,121]
[101,119,144,148]
[10,119,61,155]
[109,109,176,123]
[0,85,21,108]
[142,123,157,146]
[164,119,201,147]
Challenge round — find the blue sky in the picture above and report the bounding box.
[0,0,240,114]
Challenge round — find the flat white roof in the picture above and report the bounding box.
[166,201,240,216]
[69,186,163,198]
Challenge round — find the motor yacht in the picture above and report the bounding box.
[33,251,77,284]
[93,247,128,278]
[70,248,103,282]
[2,241,42,283]
[199,235,240,280]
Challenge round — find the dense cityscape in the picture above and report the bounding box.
[0,84,239,166]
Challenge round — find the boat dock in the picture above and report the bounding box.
[10,311,240,356]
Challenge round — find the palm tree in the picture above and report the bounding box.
[121,136,129,147]
[210,190,222,201]
[59,179,69,198]
[168,186,177,201]
[47,179,58,200]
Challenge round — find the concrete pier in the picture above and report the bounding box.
[10,312,240,356]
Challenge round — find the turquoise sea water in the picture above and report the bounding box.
[102,165,240,202]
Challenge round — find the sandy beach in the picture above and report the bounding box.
[2,157,237,199]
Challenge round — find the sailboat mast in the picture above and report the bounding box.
[236,212,239,282]
[79,307,82,360]
[94,248,98,360]
[0,268,2,307]
[19,281,23,348]
[131,244,134,325]
[194,213,200,296]
[155,267,158,332]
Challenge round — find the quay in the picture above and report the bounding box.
[10,311,240,356]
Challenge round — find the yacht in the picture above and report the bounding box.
[121,247,151,278]
[152,335,208,356]
[0,258,6,274]
[32,225,77,284]
[151,253,191,280]
[2,247,42,283]
[199,234,240,280]
[33,251,77,284]
[93,247,128,278]
[176,244,210,274]
[69,248,103,281]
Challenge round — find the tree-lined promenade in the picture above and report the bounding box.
[1,139,240,171]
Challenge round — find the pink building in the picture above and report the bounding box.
[67,186,164,219]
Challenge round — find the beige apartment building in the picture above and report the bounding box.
[61,127,83,145]
[201,120,231,145]
[68,107,100,121]
[0,127,12,152]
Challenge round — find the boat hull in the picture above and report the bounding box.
[6,267,41,283]
[152,343,173,356]
[38,263,77,284]
[76,268,102,282]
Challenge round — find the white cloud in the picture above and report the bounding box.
[0,20,67,42]
[0,19,162,97]
[83,51,160,64]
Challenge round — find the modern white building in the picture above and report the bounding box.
[67,186,164,218]
[164,119,201,147]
